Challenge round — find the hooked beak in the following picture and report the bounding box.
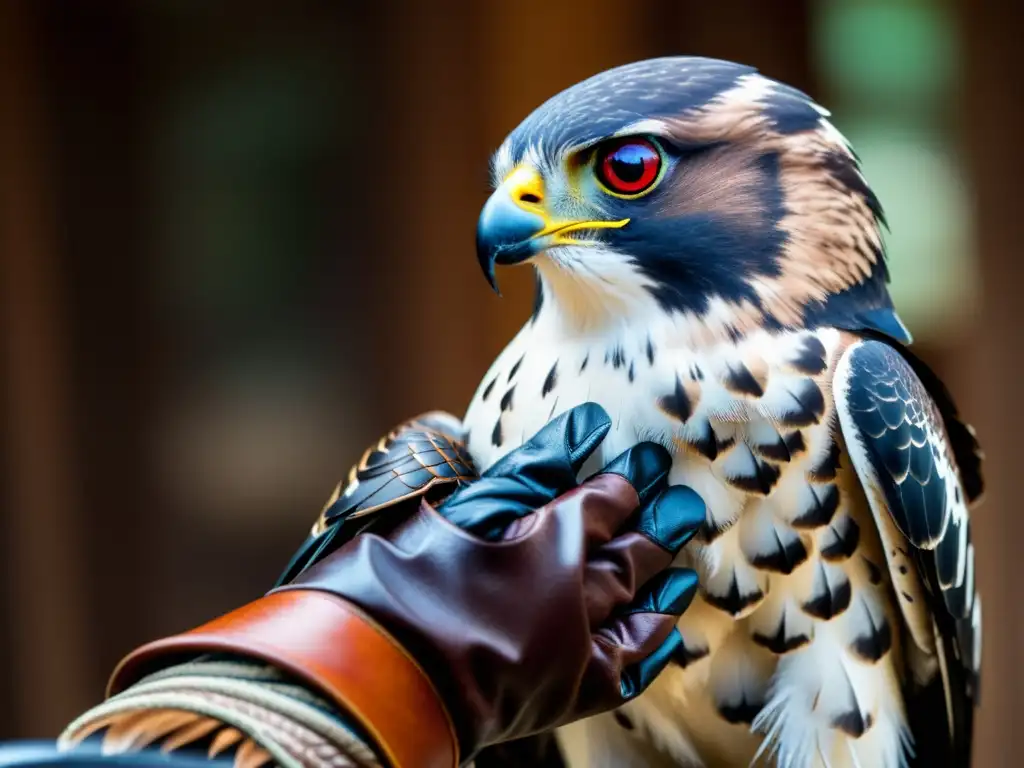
[475,166,629,292]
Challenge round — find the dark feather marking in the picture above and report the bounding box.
[821,515,860,561]
[546,396,559,422]
[482,377,497,402]
[753,433,792,463]
[613,712,634,730]
[789,335,828,375]
[792,484,840,528]
[716,434,737,453]
[606,345,626,369]
[705,572,764,616]
[500,386,516,412]
[579,354,589,373]
[658,375,693,423]
[628,361,635,383]
[646,337,656,365]
[530,270,544,320]
[752,612,810,654]
[802,563,851,619]
[809,440,842,481]
[692,365,704,381]
[762,88,823,135]
[718,699,764,725]
[688,420,719,460]
[832,710,873,738]
[725,457,781,495]
[784,431,806,455]
[696,520,732,544]
[491,418,503,447]
[863,557,883,585]
[671,639,710,668]
[542,362,558,398]
[750,529,807,574]
[508,356,524,381]
[850,610,892,662]
[777,380,825,426]
[724,363,764,397]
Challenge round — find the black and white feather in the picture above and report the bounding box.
[834,339,981,765]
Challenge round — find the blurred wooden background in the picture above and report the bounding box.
[1,0,1020,763]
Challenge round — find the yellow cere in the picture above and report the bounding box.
[503,164,629,244]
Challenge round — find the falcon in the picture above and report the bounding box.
[464,57,983,768]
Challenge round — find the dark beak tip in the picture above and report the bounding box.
[476,239,502,296]
[487,273,502,297]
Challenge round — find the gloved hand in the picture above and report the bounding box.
[107,404,705,768]
[283,402,705,761]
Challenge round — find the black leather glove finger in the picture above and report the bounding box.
[440,402,612,537]
[611,567,699,699]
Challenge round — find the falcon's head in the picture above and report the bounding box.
[477,57,910,344]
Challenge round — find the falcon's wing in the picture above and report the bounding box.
[833,339,981,765]
[274,412,477,587]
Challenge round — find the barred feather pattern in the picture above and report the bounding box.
[465,312,976,768]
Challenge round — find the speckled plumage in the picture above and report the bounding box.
[466,57,982,768]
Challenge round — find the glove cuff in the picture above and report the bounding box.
[108,589,459,768]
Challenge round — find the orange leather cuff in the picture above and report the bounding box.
[108,589,459,768]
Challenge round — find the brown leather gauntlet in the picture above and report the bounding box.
[108,589,458,768]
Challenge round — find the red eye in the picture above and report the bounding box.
[597,138,662,195]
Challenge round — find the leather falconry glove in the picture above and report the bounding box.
[284,402,706,760]
[101,404,705,768]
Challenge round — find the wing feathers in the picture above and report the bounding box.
[834,339,979,764]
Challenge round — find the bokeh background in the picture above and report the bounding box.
[1,0,1021,762]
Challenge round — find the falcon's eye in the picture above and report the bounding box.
[595,138,662,198]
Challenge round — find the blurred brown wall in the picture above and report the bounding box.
[1,0,1020,763]
[957,0,1024,761]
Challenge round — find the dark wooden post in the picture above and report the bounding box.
[0,0,93,736]
[957,0,1024,763]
